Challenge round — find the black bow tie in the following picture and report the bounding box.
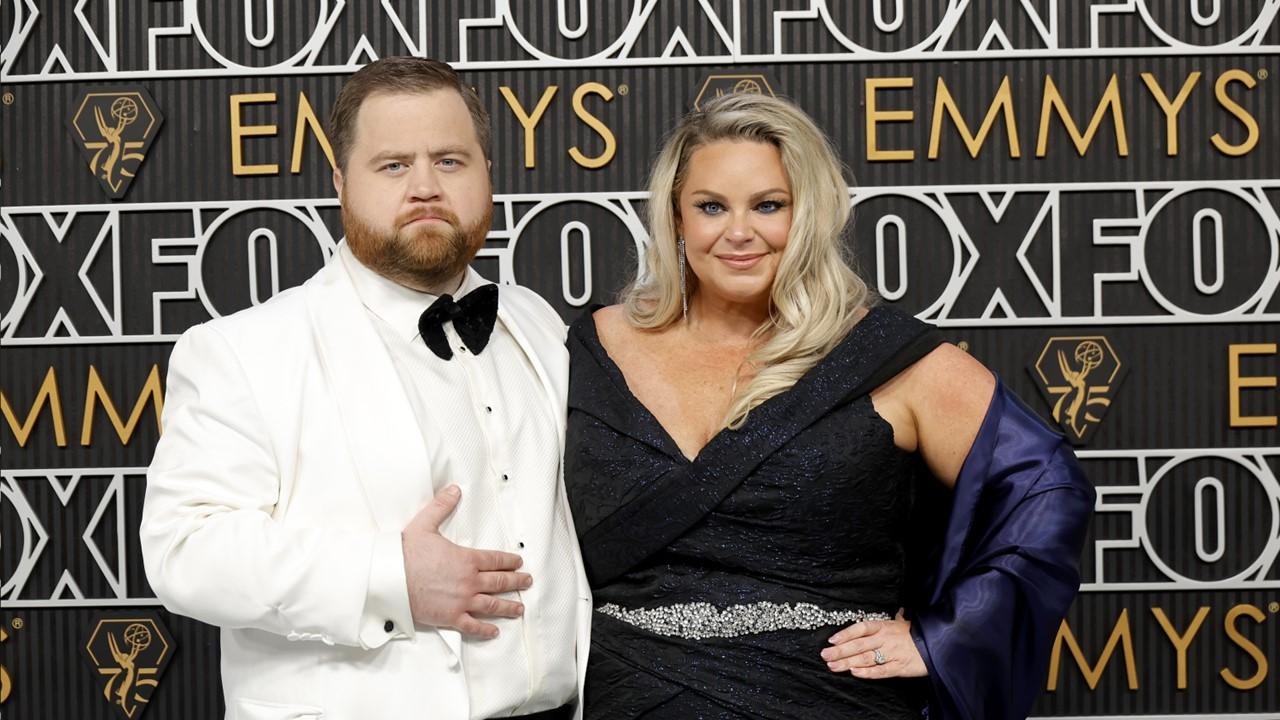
[417,283,499,360]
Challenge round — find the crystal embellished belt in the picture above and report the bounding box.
[594,601,891,640]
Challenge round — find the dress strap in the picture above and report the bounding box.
[841,325,946,403]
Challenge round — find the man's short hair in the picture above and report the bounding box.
[328,57,491,170]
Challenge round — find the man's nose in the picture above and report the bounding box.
[407,164,442,202]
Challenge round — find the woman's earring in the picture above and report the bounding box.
[677,235,688,321]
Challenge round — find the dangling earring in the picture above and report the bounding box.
[677,235,689,321]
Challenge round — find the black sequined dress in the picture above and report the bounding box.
[565,307,942,719]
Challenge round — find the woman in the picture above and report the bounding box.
[564,93,1094,719]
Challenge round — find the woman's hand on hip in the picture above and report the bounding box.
[821,609,928,678]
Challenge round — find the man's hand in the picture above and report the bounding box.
[401,485,531,639]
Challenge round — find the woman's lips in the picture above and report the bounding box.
[717,253,765,270]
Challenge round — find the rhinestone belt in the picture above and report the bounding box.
[595,601,891,640]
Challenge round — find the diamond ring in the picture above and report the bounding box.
[873,648,888,665]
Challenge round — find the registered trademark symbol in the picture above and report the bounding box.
[9,618,22,630]
[617,83,629,96]
[1258,68,1269,81]
[1,92,14,106]
[1269,601,1279,613]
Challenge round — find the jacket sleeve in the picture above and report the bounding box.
[139,323,414,650]
[908,381,1095,720]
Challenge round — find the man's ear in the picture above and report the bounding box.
[332,167,344,197]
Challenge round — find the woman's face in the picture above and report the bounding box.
[676,140,793,313]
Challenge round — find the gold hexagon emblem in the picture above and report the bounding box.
[694,73,776,110]
[67,88,164,199]
[1029,336,1127,445]
[83,614,175,718]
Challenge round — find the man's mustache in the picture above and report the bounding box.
[396,206,460,228]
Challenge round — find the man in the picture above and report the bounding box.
[140,57,590,719]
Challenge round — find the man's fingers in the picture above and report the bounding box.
[473,549,524,571]
[468,594,524,618]
[455,614,500,640]
[475,571,533,594]
[412,485,462,533]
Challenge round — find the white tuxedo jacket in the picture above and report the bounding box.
[141,250,591,720]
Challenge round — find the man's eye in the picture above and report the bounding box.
[438,158,460,169]
[383,162,405,172]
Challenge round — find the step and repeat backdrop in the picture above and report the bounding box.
[1,2,1278,718]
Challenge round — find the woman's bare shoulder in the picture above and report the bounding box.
[591,304,651,356]
[908,343,996,417]
[591,303,628,328]
[591,304,629,339]
[901,343,996,483]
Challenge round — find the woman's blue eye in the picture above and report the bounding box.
[757,200,787,213]
[695,201,724,215]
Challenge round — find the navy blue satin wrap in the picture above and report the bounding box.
[907,379,1095,720]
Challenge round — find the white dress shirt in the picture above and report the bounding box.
[342,246,579,718]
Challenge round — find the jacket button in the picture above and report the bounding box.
[384,620,394,633]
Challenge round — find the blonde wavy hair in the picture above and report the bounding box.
[622,93,873,429]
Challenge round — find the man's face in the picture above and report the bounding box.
[334,89,492,292]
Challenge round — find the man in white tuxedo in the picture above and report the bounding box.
[141,57,590,720]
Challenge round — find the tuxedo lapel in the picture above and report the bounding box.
[303,253,433,532]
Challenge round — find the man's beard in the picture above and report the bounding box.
[342,203,492,292]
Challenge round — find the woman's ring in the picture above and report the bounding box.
[873,649,888,665]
